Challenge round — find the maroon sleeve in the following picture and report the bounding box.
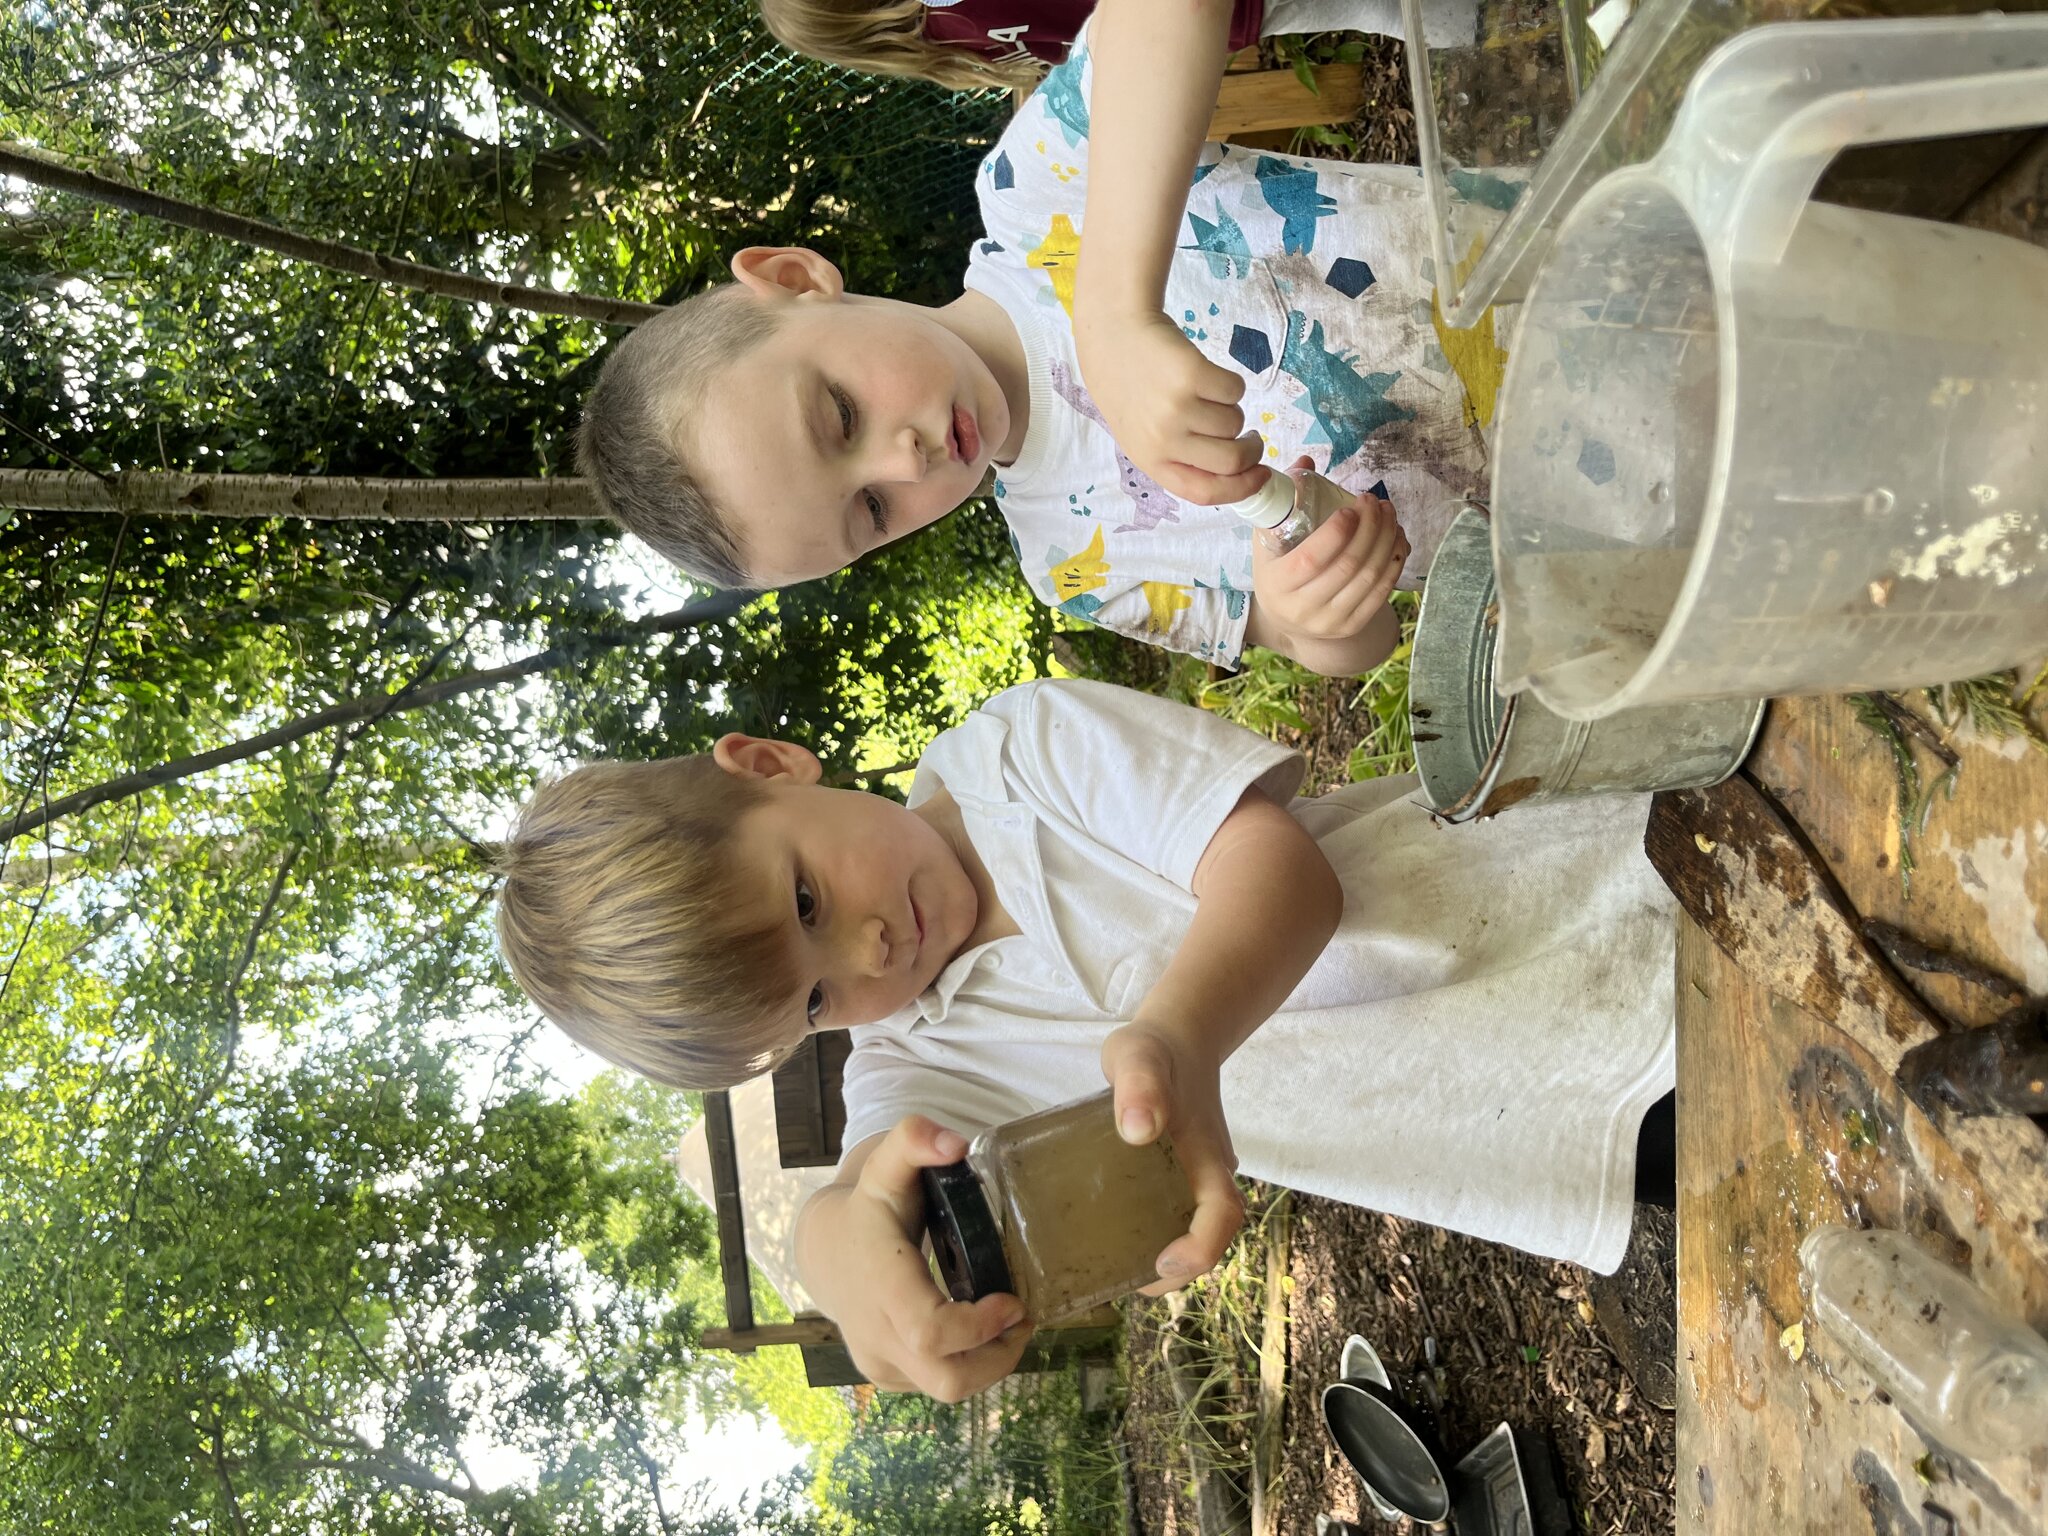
[919,0,1098,61]
[1226,0,1264,50]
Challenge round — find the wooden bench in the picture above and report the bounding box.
[1011,49,1372,144]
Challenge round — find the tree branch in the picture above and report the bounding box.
[1,589,750,843]
[0,141,659,326]
[0,467,600,520]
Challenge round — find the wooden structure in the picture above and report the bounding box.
[1646,124,2048,1532]
[1663,679,2048,1534]
[1013,48,1373,145]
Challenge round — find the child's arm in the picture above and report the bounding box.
[794,1115,1034,1401]
[1243,459,1412,677]
[1101,781,1344,1282]
[1072,0,1269,508]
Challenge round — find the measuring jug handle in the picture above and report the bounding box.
[1714,16,2048,271]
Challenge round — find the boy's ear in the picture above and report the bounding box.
[729,247,844,302]
[711,733,824,784]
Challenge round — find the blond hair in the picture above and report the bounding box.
[577,283,779,590]
[759,0,1043,92]
[495,755,803,1090]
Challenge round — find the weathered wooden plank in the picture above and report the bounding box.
[1743,691,2048,1033]
[1675,920,2048,1536]
[1249,1194,1292,1536]
[703,1090,755,1336]
[701,1316,845,1353]
[1206,64,1367,139]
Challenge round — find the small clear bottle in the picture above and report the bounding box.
[922,1090,1198,1326]
[1224,465,1352,551]
[1800,1225,2048,1459]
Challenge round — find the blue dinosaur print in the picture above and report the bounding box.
[1449,169,1522,212]
[1279,310,1413,468]
[988,152,1014,191]
[1254,157,1336,254]
[1037,51,1091,147]
[1195,568,1249,620]
[1049,360,1185,533]
[1183,202,1252,281]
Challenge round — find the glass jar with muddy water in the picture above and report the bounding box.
[921,1090,1198,1326]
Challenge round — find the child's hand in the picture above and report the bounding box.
[1075,308,1269,506]
[1099,1021,1247,1289]
[1246,458,1410,675]
[823,1116,1035,1401]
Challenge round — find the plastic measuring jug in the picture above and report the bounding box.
[1489,15,2048,718]
[1405,0,2048,330]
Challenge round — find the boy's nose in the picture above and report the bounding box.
[845,914,892,977]
[875,426,928,484]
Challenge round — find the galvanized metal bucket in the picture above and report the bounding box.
[1411,504,1764,821]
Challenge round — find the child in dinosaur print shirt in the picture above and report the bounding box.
[968,24,1507,664]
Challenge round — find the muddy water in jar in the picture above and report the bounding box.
[928,1091,1198,1326]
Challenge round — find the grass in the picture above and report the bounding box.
[1117,1184,1293,1498]
[1167,590,1423,783]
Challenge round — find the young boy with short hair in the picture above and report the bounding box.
[577,29,1501,677]
[496,679,1675,1401]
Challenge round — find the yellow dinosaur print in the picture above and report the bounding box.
[1029,214,1082,318]
[1050,525,1109,600]
[1140,581,1193,633]
[1430,236,1510,433]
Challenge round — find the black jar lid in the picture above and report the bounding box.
[921,1160,1014,1303]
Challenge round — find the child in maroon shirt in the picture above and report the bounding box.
[758,0,1474,92]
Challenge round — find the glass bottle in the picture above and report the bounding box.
[1224,465,1353,551]
[922,1090,1198,1326]
[1800,1225,2048,1459]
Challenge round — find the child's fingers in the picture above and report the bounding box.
[1189,353,1247,408]
[1320,508,1406,619]
[1178,397,1248,445]
[856,1114,969,1222]
[1169,429,1263,481]
[1258,503,1361,597]
[916,1319,1036,1403]
[1288,503,1399,618]
[892,1296,1034,1403]
[1108,1067,1171,1148]
[1154,1156,1248,1283]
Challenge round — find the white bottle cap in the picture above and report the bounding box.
[1224,471,1293,530]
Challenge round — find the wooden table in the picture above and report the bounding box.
[1674,681,2048,1535]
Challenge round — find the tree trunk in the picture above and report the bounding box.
[1,589,749,843]
[0,141,660,327]
[2,468,600,521]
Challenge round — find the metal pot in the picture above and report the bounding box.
[1411,504,1764,822]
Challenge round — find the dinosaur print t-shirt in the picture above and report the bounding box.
[966,29,1506,663]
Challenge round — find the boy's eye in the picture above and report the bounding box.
[807,985,824,1022]
[863,491,889,537]
[796,878,816,924]
[833,387,854,438]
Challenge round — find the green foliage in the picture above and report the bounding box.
[1347,590,1419,780]
[816,1383,1121,1536]
[0,1017,724,1531]
[0,0,1071,1525]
